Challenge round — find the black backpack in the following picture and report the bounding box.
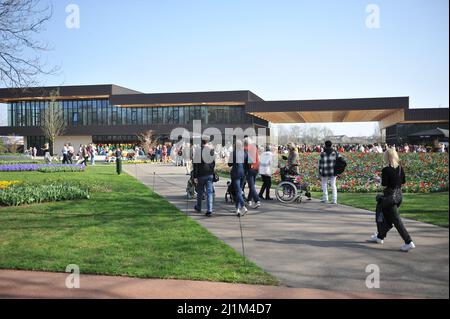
[334,156,347,175]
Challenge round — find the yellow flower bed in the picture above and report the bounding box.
[0,181,22,190]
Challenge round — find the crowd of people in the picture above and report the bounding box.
[189,137,421,252]
[277,142,448,154]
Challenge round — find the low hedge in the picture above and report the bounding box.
[0,182,90,206]
[37,165,86,173]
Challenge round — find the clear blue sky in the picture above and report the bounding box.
[1,0,449,135]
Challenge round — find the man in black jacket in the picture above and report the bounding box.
[318,140,339,204]
[193,137,215,217]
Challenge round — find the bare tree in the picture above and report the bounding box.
[370,125,383,143]
[137,130,155,154]
[41,88,65,155]
[0,0,55,87]
[6,134,19,153]
[0,136,6,153]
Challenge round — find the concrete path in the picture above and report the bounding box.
[0,270,415,299]
[124,164,449,299]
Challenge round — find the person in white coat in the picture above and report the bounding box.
[258,145,274,200]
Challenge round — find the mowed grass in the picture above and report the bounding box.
[219,171,448,227]
[0,166,277,285]
[312,192,449,227]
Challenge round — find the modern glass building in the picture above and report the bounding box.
[0,85,268,154]
[0,84,448,154]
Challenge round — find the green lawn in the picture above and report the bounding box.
[0,166,277,285]
[312,191,449,227]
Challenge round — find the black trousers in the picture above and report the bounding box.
[377,201,412,244]
[259,175,272,198]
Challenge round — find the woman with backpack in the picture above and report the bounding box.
[369,147,415,252]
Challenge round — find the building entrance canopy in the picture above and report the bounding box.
[245,97,408,129]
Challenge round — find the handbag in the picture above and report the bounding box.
[382,187,403,208]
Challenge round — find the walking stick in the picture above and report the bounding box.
[238,216,247,271]
[185,192,189,217]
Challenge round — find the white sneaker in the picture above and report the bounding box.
[236,208,241,216]
[320,199,327,203]
[247,201,253,208]
[253,201,261,209]
[368,233,384,244]
[241,206,248,216]
[400,242,416,252]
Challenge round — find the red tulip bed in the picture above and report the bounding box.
[291,152,448,193]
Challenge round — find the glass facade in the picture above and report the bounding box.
[7,99,250,127]
[386,123,449,145]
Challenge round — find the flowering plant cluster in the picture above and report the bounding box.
[293,152,448,193]
[0,181,22,190]
[0,164,86,173]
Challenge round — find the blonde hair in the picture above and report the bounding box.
[384,147,400,169]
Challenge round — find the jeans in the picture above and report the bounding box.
[232,177,245,209]
[377,200,412,244]
[321,176,337,202]
[246,170,260,203]
[196,175,214,213]
[90,154,95,166]
[259,175,272,198]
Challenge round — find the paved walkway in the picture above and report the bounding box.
[124,164,449,299]
[0,270,414,299]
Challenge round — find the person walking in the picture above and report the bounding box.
[67,143,74,164]
[318,140,339,204]
[62,144,69,164]
[79,145,89,166]
[369,148,415,252]
[193,138,215,217]
[228,139,248,216]
[244,137,261,209]
[42,143,51,164]
[90,143,96,166]
[259,145,274,200]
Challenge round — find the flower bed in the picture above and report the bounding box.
[0,182,90,206]
[0,164,86,172]
[0,181,22,190]
[217,152,449,193]
[294,152,448,193]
